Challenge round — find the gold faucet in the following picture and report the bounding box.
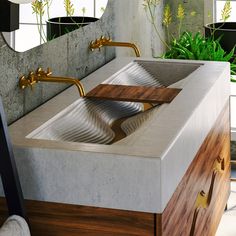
[19,68,86,97]
[89,36,141,57]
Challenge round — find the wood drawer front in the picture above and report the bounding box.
[162,104,230,236]
[0,198,156,236]
[192,137,231,236]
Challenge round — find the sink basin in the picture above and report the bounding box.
[27,99,144,144]
[7,57,230,214]
[105,59,201,87]
[27,60,200,145]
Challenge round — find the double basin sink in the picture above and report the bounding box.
[7,58,230,214]
[27,59,200,145]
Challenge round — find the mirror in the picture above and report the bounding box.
[2,0,108,52]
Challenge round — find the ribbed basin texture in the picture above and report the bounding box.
[28,61,199,144]
[28,99,145,144]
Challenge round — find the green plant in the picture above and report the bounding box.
[143,0,236,79]
[64,0,74,16]
[32,0,79,42]
[163,31,236,77]
[32,0,49,43]
[221,0,232,22]
[209,0,232,40]
[143,0,170,49]
[143,1,197,50]
[177,3,185,38]
[163,4,172,44]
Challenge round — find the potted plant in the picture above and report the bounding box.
[204,0,236,55]
[163,31,236,76]
[47,16,98,40]
[143,0,236,79]
[47,1,98,40]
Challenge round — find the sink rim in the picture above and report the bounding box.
[9,57,229,159]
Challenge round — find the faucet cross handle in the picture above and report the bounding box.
[36,68,46,77]
[19,76,28,90]
[28,72,37,90]
[46,68,52,76]
[100,36,112,43]
[89,36,112,51]
[19,72,36,90]
[35,68,52,77]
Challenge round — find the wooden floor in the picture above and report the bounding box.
[0,198,156,236]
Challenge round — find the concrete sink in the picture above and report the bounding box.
[26,60,200,145]
[7,58,229,214]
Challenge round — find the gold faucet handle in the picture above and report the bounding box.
[100,36,112,43]
[36,68,45,77]
[19,75,28,90]
[19,73,34,90]
[36,68,43,73]
[36,68,52,77]
[90,39,102,51]
[46,68,52,76]
[89,36,140,57]
[28,72,37,90]
[89,36,112,51]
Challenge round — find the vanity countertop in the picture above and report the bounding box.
[8,57,230,214]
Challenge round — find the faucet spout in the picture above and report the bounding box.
[90,36,141,57]
[19,68,86,97]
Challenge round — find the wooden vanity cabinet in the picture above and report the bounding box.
[0,104,230,236]
[161,103,230,236]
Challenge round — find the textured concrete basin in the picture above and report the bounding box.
[27,98,144,144]
[7,58,230,214]
[27,60,200,145]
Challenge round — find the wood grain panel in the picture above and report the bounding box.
[0,198,156,236]
[194,138,230,236]
[161,103,230,236]
[86,84,181,104]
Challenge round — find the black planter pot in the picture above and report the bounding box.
[46,16,98,40]
[205,22,236,54]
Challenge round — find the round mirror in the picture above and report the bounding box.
[3,0,108,52]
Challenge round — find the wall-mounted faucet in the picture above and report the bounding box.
[89,36,141,57]
[19,68,86,97]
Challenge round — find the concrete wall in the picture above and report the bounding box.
[114,0,166,58]
[165,0,205,38]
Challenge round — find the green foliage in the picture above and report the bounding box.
[221,0,231,21]
[32,0,48,43]
[163,4,172,27]
[163,32,236,75]
[64,0,75,16]
[32,0,45,16]
[143,0,160,9]
[143,0,169,49]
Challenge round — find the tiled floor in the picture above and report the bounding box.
[216,182,236,235]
